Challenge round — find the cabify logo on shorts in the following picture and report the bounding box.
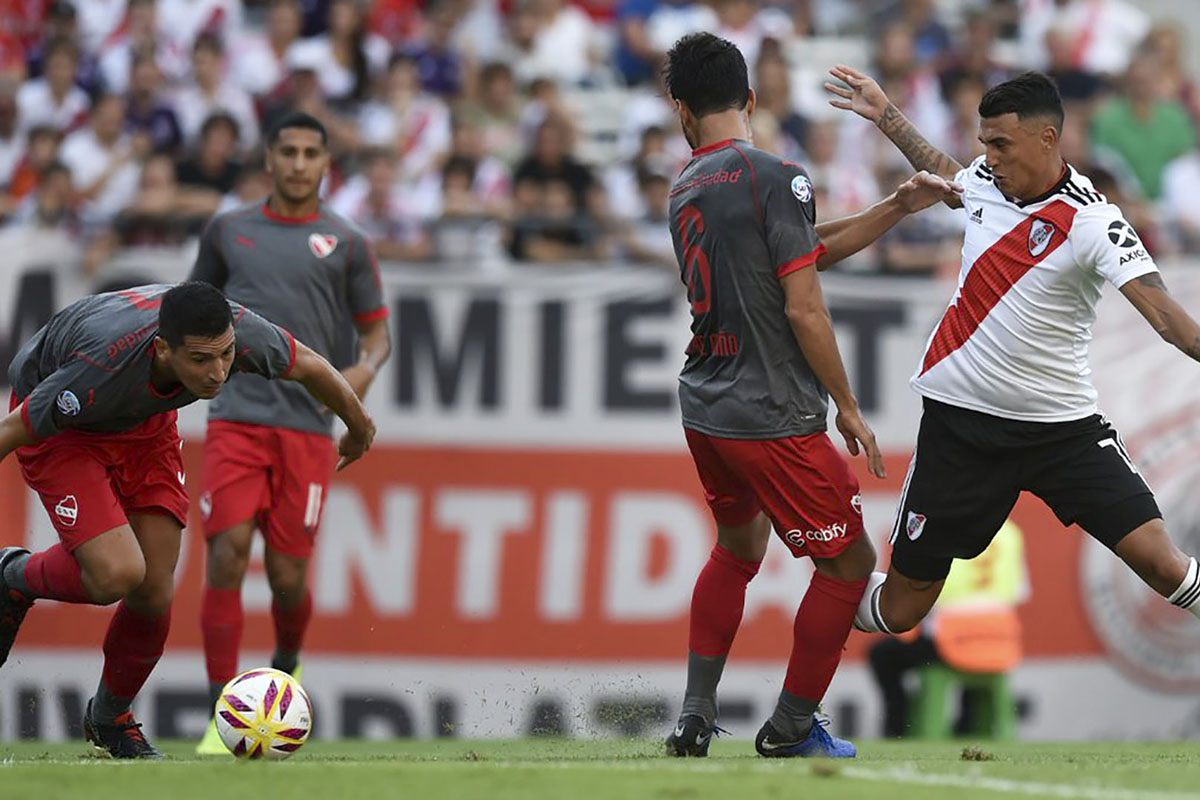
[785,522,849,547]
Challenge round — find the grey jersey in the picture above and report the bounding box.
[669,139,828,438]
[190,201,387,435]
[9,284,295,439]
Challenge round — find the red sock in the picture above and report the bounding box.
[271,589,312,655]
[23,544,90,603]
[100,601,171,700]
[688,545,761,657]
[201,586,243,686]
[784,572,868,699]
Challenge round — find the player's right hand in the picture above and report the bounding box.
[825,65,890,124]
[835,407,886,479]
[336,418,376,471]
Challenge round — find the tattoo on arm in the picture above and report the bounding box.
[878,103,963,178]
[1135,272,1168,291]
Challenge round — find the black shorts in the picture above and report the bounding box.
[890,398,1161,582]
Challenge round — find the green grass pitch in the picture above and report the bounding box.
[3,738,1200,800]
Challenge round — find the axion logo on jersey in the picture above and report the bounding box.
[55,495,78,527]
[308,233,338,258]
[55,390,81,416]
[790,174,812,203]
[1028,219,1056,257]
[1107,220,1140,248]
[906,511,926,541]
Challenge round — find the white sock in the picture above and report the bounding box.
[1168,557,1200,618]
[854,571,893,634]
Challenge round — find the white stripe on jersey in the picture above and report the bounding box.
[911,156,1159,422]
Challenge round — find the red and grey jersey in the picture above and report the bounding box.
[8,284,296,439]
[912,155,1158,422]
[190,201,388,435]
[669,138,828,438]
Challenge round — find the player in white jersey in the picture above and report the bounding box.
[825,69,1200,635]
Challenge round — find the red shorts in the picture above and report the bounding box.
[15,410,188,551]
[200,420,336,559]
[684,428,864,559]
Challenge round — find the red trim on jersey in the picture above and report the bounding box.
[920,199,1078,376]
[283,329,298,377]
[776,243,828,277]
[260,202,321,224]
[353,306,390,323]
[147,378,183,399]
[691,139,738,157]
[19,396,36,440]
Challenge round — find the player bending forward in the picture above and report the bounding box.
[0,281,375,758]
[189,112,392,754]
[663,33,961,759]
[825,69,1200,644]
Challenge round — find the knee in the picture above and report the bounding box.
[208,536,251,587]
[85,558,146,605]
[128,570,175,615]
[881,607,924,635]
[267,561,307,604]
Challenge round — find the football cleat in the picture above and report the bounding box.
[84,699,164,759]
[755,716,857,758]
[0,547,33,669]
[665,714,723,757]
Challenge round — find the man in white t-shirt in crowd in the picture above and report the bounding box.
[17,37,89,136]
[175,32,258,153]
[59,93,144,227]
[826,66,1200,638]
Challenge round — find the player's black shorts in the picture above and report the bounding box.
[890,398,1161,582]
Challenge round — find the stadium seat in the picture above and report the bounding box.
[909,663,1017,740]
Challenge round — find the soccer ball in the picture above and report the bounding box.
[214,668,313,760]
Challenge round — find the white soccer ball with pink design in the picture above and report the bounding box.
[214,667,313,760]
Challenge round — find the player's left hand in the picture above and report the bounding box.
[335,420,376,471]
[895,170,964,213]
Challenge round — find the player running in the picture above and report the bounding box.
[662,33,961,759]
[0,281,375,758]
[825,69,1200,642]
[188,112,392,755]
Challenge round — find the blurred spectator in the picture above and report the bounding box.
[329,147,433,261]
[73,0,128,55]
[645,0,717,64]
[514,116,595,213]
[1142,25,1200,127]
[59,92,144,226]
[17,37,90,136]
[175,32,259,152]
[27,0,104,92]
[286,0,389,106]
[712,0,792,75]
[0,78,21,189]
[230,0,303,99]
[125,48,183,154]
[943,75,986,166]
[156,0,245,65]
[217,162,271,211]
[6,126,63,202]
[368,0,423,46]
[1020,0,1149,78]
[1088,163,1161,256]
[805,119,880,229]
[0,0,46,67]
[7,160,78,232]
[174,112,241,213]
[619,160,673,268]
[508,176,604,262]
[356,52,452,182]
[403,0,463,98]
[873,19,952,160]
[1091,51,1195,200]
[614,0,662,86]
[605,123,668,221]
[1043,24,1104,105]
[98,0,188,93]
[456,61,524,168]
[433,153,509,264]
[113,151,199,244]
[878,0,952,65]
[875,164,961,276]
[296,0,332,38]
[500,0,600,87]
[936,9,1011,101]
[754,50,807,158]
[1160,146,1200,254]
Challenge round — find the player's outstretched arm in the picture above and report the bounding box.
[285,340,377,470]
[826,65,964,206]
[0,406,35,464]
[814,171,963,270]
[780,267,886,478]
[1120,273,1200,361]
[341,317,392,400]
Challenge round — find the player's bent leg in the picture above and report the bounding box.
[855,563,946,635]
[264,545,312,676]
[202,521,255,703]
[1111,518,1196,606]
[756,533,874,759]
[667,513,768,757]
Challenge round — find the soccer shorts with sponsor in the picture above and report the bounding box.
[200,420,337,558]
[684,428,865,559]
[890,398,1162,582]
[13,406,188,551]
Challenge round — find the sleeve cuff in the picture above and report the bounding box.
[776,242,828,277]
[282,329,297,378]
[352,306,390,324]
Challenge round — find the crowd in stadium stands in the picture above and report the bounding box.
[0,0,1196,275]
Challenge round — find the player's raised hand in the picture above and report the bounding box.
[825,65,890,124]
[895,170,964,212]
[336,418,376,471]
[836,407,886,479]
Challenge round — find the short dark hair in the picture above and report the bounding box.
[194,31,224,56]
[201,111,240,141]
[664,33,750,118]
[159,282,234,348]
[978,71,1064,132]
[266,111,327,147]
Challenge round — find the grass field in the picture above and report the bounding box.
[3,738,1200,800]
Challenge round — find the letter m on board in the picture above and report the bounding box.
[394,296,502,408]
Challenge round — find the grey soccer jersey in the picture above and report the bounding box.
[669,139,828,439]
[190,201,387,435]
[9,284,296,439]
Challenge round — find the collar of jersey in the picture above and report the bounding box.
[1006,163,1071,208]
[691,138,746,158]
[260,201,321,224]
